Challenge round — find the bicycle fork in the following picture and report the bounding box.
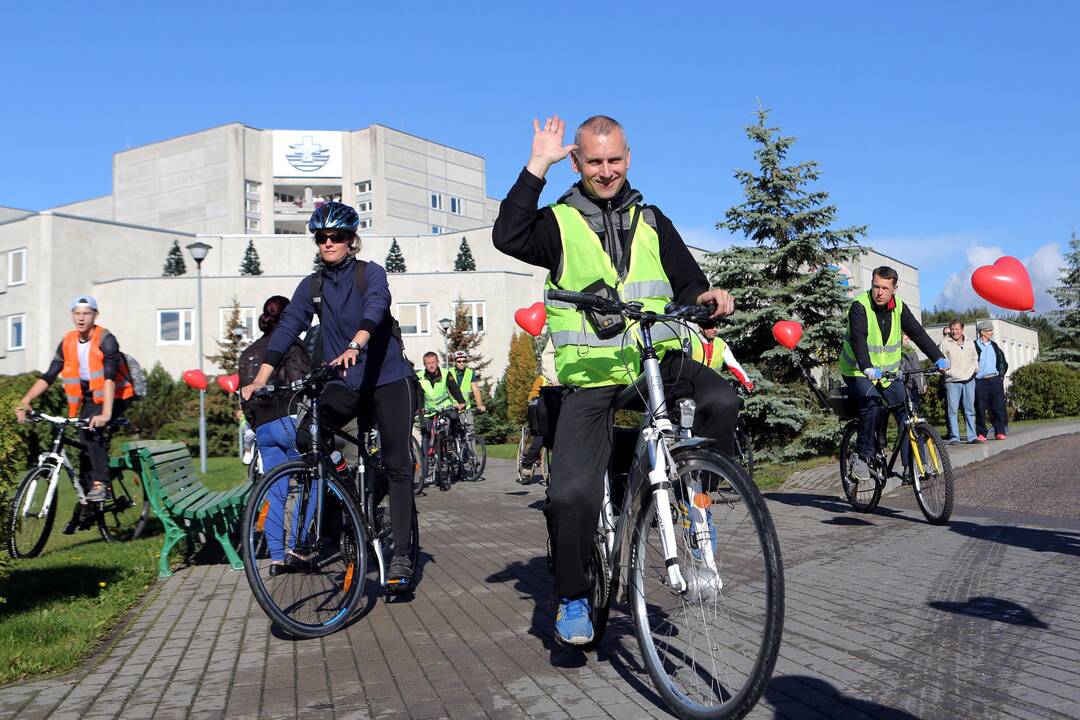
[644,430,688,594]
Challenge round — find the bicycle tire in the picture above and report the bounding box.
[464,433,487,481]
[436,435,452,491]
[97,467,150,543]
[516,427,533,484]
[7,466,57,559]
[910,422,954,525]
[734,427,754,481]
[579,534,611,652]
[241,461,368,638]
[629,447,784,720]
[409,436,424,495]
[839,421,883,512]
[247,451,262,487]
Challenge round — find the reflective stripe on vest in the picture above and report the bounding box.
[839,291,904,387]
[60,326,135,417]
[544,203,683,387]
[417,371,453,416]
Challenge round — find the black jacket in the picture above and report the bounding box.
[492,168,709,305]
[847,294,943,370]
[975,339,1009,377]
[239,334,311,427]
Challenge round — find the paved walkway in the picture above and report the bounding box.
[2,438,1079,719]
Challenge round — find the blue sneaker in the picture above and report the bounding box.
[555,597,593,645]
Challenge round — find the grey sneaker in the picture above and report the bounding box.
[84,483,109,502]
[849,456,871,483]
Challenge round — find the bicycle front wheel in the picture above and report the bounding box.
[241,461,368,638]
[839,421,882,512]
[97,467,149,543]
[7,466,58,559]
[909,422,954,525]
[630,447,784,720]
[463,433,487,481]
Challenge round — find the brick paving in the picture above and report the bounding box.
[2,443,1079,719]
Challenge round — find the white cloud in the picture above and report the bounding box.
[867,233,983,271]
[935,242,1062,314]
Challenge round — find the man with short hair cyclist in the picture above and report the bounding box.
[494,114,739,646]
[15,296,136,515]
[241,202,419,588]
[416,351,467,475]
[840,265,948,483]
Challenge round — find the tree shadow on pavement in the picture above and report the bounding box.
[764,675,919,719]
[927,595,1050,628]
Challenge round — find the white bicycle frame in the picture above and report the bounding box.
[19,413,87,522]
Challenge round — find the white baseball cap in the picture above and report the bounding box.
[71,295,99,311]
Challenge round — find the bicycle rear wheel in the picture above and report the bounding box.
[241,461,368,638]
[839,421,883,512]
[909,422,954,525]
[463,433,487,481]
[97,467,149,543]
[629,447,784,720]
[7,466,57,559]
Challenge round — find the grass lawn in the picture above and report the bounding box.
[754,456,837,490]
[485,443,518,461]
[0,454,248,685]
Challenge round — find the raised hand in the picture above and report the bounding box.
[527,116,578,179]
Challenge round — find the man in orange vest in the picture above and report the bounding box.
[16,296,135,507]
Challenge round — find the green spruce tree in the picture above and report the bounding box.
[453,237,477,271]
[385,238,407,273]
[163,240,187,276]
[312,252,324,272]
[704,108,866,460]
[1043,230,1080,366]
[239,239,263,275]
[439,298,490,373]
[205,297,246,374]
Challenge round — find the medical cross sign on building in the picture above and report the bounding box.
[272,130,343,178]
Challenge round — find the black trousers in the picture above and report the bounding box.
[78,395,130,485]
[546,353,741,599]
[296,377,417,557]
[975,375,1008,437]
[520,400,545,468]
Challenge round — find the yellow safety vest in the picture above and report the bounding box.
[839,291,904,387]
[544,203,683,387]
[689,334,728,371]
[417,371,453,417]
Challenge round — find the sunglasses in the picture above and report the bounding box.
[314,231,352,245]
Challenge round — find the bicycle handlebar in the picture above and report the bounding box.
[544,289,728,326]
[252,363,340,400]
[25,410,129,429]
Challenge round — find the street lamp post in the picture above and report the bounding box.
[186,241,212,474]
[438,317,452,368]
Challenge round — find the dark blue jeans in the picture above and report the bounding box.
[845,376,910,460]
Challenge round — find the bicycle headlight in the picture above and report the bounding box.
[678,399,697,431]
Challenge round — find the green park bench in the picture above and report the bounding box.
[114,441,251,579]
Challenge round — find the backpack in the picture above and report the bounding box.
[309,260,411,365]
[122,353,148,399]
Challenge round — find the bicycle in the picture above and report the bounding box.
[545,289,784,720]
[729,383,754,482]
[516,423,550,485]
[459,409,487,481]
[422,409,463,491]
[239,364,420,638]
[7,411,148,559]
[831,370,954,524]
[362,424,423,496]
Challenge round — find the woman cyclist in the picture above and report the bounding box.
[241,202,419,588]
[238,295,311,575]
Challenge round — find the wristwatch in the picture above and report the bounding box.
[346,341,362,352]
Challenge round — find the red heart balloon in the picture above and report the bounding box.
[971,256,1034,311]
[217,373,240,393]
[772,320,803,350]
[514,302,547,337]
[182,369,208,391]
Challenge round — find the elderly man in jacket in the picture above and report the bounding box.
[974,320,1009,441]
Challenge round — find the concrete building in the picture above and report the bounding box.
[0,122,943,389]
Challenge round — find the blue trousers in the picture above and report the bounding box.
[845,376,910,460]
[945,380,976,440]
[255,416,313,562]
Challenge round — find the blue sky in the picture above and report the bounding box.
[2,1,1077,313]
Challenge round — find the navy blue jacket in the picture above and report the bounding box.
[264,257,413,390]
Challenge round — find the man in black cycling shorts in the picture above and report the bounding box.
[494,114,738,646]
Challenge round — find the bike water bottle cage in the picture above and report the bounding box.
[580,279,626,340]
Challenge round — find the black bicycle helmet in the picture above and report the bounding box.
[308,201,359,233]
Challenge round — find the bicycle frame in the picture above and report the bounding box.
[20,417,91,521]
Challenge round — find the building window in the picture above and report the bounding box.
[7,248,26,286]
[356,180,371,194]
[431,225,445,235]
[356,200,373,213]
[430,192,443,210]
[449,196,464,215]
[461,301,486,334]
[245,217,261,232]
[245,180,260,195]
[358,218,372,230]
[219,307,256,342]
[158,309,194,344]
[245,198,260,212]
[8,314,25,351]
[396,303,430,336]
